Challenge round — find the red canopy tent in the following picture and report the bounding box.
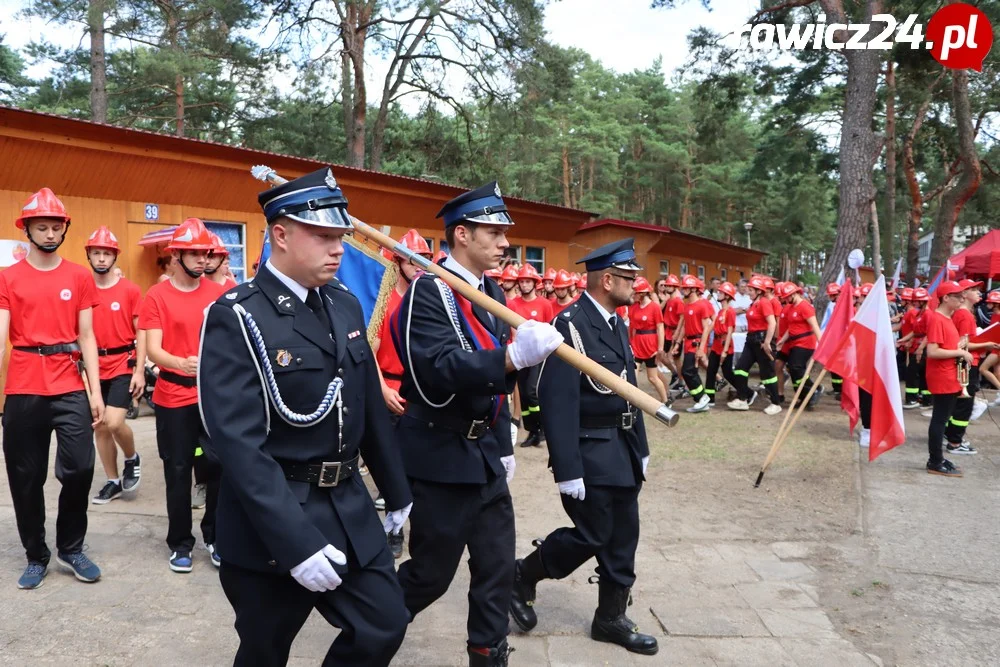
[950,230,1000,278]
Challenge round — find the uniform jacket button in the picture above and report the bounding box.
[343,407,349,414]
[338,368,344,374]
[268,560,277,567]
[296,358,302,364]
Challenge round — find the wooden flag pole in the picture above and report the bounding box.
[754,367,828,487]
[251,165,679,427]
[769,356,816,460]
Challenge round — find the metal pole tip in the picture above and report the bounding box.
[654,405,679,427]
[754,471,765,488]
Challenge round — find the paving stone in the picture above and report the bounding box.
[714,542,780,563]
[628,637,717,666]
[757,608,839,639]
[691,560,762,587]
[745,559,815,582]
[679,637,799,666]
[735,581,819,609]
[779,638,879,666]
[770,541,816,559]
[651,583,751,610]
[546,635,641,666]
[650,605,770,637]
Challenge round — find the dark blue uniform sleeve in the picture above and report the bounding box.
[539,317,584,482]
[199,302,328,570]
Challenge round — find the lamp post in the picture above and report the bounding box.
[744,222,754,249]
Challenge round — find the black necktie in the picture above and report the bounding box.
[610,315,629,356]
[305,289,333,339]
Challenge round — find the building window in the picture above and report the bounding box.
[205,221,246,283]
[697,266,705,281]
[525,246,545,273]
[659,260,670,276]
[720,268,727,281]
[424,237,434,253]
[439,240,449,255]
[506,245,522,266]
[679,262,689,276]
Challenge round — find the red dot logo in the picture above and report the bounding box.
[926,3,993,71]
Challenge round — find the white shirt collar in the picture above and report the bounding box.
[583,291,615,323]
[266,259,316,304]
[442,254,482,289]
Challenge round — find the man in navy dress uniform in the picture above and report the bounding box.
[508,238,659,656]
[199,167,413,666]
[392,182,563,666]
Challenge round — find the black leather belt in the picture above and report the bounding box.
[406,402,492,440]
[635,329,657,335]
[99,342,136,356]
[159,370,197,388]
[14,342,80,356]
[383,371,403,382]
[785,331,813,343]
[685,335,701,340]
[580,409,639,431]
[277,455,360,488]
[747,331,766,343]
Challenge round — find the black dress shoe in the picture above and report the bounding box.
[509,551,546,631]
[519,432,540,448]
[388,528,405,559]
[590,579,658,655]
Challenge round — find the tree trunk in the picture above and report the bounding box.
[341,50,354,163]
[901,72,941,285]
[561,145,571,207]
[871,199,881,276]
[929,69,982,275]
[341,2,371,168]
[883,57,896,274]
[814,0,883,315]
[88,0,108,123]
[174,74,184,137]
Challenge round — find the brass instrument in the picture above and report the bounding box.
[958,359,971,398]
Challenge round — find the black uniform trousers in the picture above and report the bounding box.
[906,355,930,404]
[154,402,221,552]
[786,347,815,401]
[397,473,515,649]
[859,388,872,430]
[929,392,960,466]
[2,391,94,563]
[517,365,543,435]
[705,351,736,400]
[219,546,408,667]
[733,335,780,404]
[945,366,980,444]
[537,483,641,588]
[681,350,706,398]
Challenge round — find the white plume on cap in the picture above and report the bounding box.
[847,249,865,270]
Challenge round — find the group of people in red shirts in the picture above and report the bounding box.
[0,187,237,589]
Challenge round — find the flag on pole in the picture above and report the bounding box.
[822,276,906,461]
[814,279,859,432]
[890,257,903,290]
[338,236,398,341]
[255,227,271,271]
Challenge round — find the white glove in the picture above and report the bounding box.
[290,545,347,592]
[501,455,516,483]
[508,320,563,370]
[558,478,586,501]
[642,456,649,476]
[383,502,412,535]
[510,423,518,449]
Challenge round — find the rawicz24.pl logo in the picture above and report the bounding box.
[736,3,993,71]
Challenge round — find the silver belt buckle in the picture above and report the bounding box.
[318,461,342,487]
[466,419,486,440]
[620,411,634,431]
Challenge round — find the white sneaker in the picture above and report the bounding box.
[687,394,711,413]
[859,428,870,448]
[727,399,750,411]
[921,410,934,418]
[992,395,1000,407]
[971,399,988,421]
[747,390,759,407]
[763,404,782,416]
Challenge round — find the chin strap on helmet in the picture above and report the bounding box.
[178,252,204,279]
[26,222,70,254]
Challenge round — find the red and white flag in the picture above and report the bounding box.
[814,279,859,432]
[823,276,906,461]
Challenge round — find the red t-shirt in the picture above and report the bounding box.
[952,307,980,364]
[925,310,961,394]
[509,295,554,324]
[777,303,792,337]
[785,300,817,351]
[0,259,99,396]
[910,308,928,353]
[746,297,774,333]
[662,296,683,331]
[898,306,914,343]
[990,312,1000,327]
[682,299,714,353]
[139,279,227,408]
[628,300,663,359]
[711,307,736,355]
[375,288,405,391]
[770,297,782,318]
[93,278,143,380]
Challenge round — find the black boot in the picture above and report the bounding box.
[467,639,514,667]
[519,431,540,448]
[510,549,547,631]
[591,579,658,655]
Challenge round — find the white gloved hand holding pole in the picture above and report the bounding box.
[290,544,347,592]
[558,478,586,501]
[500,455,516,483]
[383,502,413,535]
[508,320,563,370]
[642,456,649,476]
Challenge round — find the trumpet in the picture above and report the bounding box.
[958,359,971,398]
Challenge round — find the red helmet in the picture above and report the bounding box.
[901,287,914,301]
[749,275,768,291]
[987,291,1000,305]
[762,277,775,291]
[634,277,652,293]
[167,218,214,251]
[779,282,802,299]
[913,287,930,302]
[718,281,737,300]
[543,268,557,282]
[485,268,502,281]
[860,282,874,296]
[15,187,70,229]
[826,282,841,297]
[853,287,862,298]
[680,274,702,290]
[518,264,541,283]
[501,265,519,282]
[85,226,119,252]
[664,274,681,287]
[433,250,448,264]
[380,246,395,262]
[208,232,229,257]
[577,273,587,289]
[553,269,574,289]
[400,229,432,257]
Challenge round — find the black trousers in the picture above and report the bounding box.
[929,393,960,466]
[538,484,641,588]
[859,388,872,430]
[705,351,736,400]
[681,351,706,397]
[785,347,815,402]
[733,337,780,404]
[2,391,94,563]
[945,366,980,444]
[830,372,842,394]
[517,365,543,435]
[397,474,515,649]
[154,403,221,552]
[220,547,408,667]
[906,355,929,403]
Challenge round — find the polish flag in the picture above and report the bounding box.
[814,279,859,432]
[822,276,906,461]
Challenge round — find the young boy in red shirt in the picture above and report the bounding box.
[139,218,228,572]
[628,277,668,403]
[675,274,714,413]
[775,282,822,410]
[0,188,105,588]
[86,226,146,504]
[705,282,738,406]
[507,264,554,447]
